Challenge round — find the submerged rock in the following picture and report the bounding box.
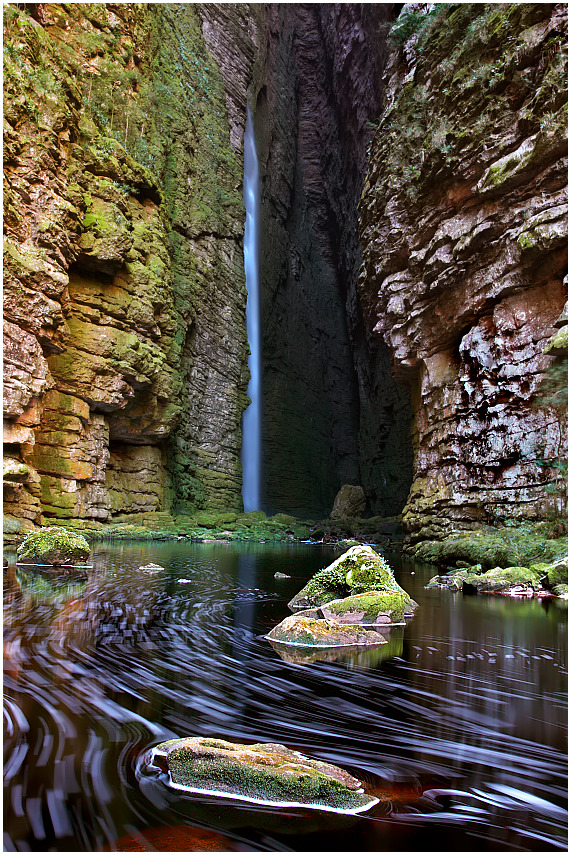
[288,545,415,612]
[267,614,387,648]
[16,526,90,565]
[152,736,379,813]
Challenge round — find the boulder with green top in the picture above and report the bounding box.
[316,591,407,626]
[16,526,90,565]
[267,614,387,648]
[288,545,416,613]
[152,736,379,813]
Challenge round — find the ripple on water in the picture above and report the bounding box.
[2,543,568,851]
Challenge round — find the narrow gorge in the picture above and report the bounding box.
[3,2,568,540]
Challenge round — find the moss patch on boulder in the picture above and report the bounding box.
[411,524,568,571]
[267,614,387,648]
[318,592,407,626]
[288,545,415,611]
[153,736,379,813]
[16,525,90,565]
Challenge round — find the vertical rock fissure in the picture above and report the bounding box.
[255,4,413,519]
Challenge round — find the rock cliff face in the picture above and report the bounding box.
[3,3,258,527]
[359,3,568,538]
[4,3,567,535]
[255,3,413,518]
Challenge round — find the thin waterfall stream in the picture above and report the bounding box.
[241,104,262,512]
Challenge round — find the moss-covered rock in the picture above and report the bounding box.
[411,525,568,571]
[267,614,387,648]
[318,592,407,626]
[16,525,90,565]
[462,565,543,593]
[288,545,415,611]
[152,736,379,813]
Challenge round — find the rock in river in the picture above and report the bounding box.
[288,544,416,613]
[152,736,379,813]
[315,591,407,626]
[267,613,387,648]
[16,525,90,565]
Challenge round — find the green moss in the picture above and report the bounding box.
[412,524,568,570]
[325,592,407,624]
[463,565,543,592]
[290,545,414,609]
[16,525,90,565]
[160,737,376,811]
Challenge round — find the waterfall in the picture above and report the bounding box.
[241,104,262,511]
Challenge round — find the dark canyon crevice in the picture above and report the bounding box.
[253,2,413,519]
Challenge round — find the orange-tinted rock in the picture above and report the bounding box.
[359,4,568,538]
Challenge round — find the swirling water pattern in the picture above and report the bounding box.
[3,543,567,851]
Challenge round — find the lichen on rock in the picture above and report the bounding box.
[152,736,379,813]
[267,614,387,648]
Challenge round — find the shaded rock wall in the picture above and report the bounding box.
[359,3,568,538]
[256,3,413,519]
[3,3,257,526]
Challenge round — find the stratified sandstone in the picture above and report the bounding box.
[3,4,258,526]
[359,4,568,538]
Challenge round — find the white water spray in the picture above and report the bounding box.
[241,104,262,511]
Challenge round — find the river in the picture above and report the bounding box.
[3,542,567,851]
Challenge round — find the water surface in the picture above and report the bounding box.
[3,542,567,851]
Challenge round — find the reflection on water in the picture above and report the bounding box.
[3,542,568,851]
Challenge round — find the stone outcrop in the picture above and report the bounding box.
[255,4,413,518]
[330,484,367,519]
[267,614,387,648]
[3,4,259,525]
[359,4,568,539]
[16,525,90,565]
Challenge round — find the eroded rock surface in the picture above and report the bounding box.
[3,4,258,525]
[359,4,568,538]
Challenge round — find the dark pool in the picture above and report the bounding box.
[3,542,568,851]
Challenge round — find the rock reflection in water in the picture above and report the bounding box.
[139,771,362,837]
[268,626,404,667]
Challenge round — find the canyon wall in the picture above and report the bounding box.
[359,3,568,539]
[4,3,566,536]
[3,2,258,530]
[255,3,413,519]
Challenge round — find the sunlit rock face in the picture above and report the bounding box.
[3,4,257,523]
[359,4,568,539]
[256,4,414,519]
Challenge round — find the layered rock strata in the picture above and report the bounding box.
[359,3,568,538]
[3,3,258,526]
[255,3,413,518]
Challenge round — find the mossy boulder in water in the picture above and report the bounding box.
[317,592,407,626]
[288,545,415,612]
[152,736,379,813]
[267,614,387,648]
[16,526,90,565]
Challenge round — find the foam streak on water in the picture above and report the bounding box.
[3,543,568,852]
[241,104,262,511]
